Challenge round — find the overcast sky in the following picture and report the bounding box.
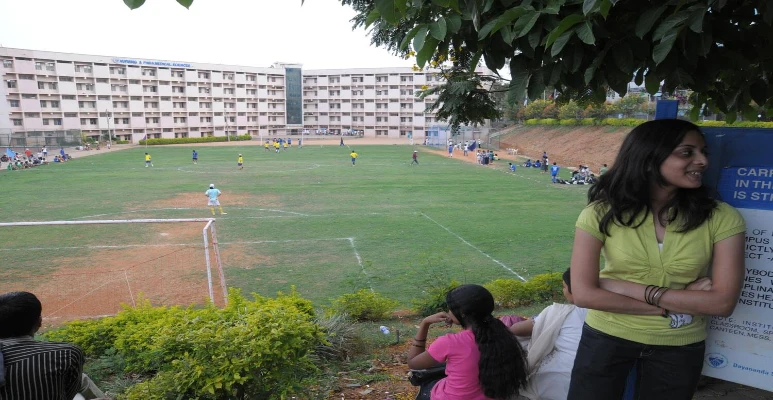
[0,0,415,70]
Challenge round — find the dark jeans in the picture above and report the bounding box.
[568,323,705,400]
[415,379,439,400]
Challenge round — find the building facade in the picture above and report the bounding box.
[0,48,461,143]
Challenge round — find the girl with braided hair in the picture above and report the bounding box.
[407,284,528,400]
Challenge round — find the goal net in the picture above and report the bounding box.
[0,218,227,326]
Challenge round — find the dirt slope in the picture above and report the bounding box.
[497,125,631,172]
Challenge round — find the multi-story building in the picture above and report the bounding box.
[0,48,463,143]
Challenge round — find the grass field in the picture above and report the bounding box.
[0,143,590,314]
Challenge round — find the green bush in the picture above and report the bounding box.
[540,118,560,125]
[114,140,130,144]
[139,134,252,145]
[524,118,539,125]
[328,289,399,321]
[600,118,642,127]
[484,272,565,308]
[559,119,577,126]
[43,289,323,400]
[411,279,461,317]
[580,118,596,126]
[485,279,533,307]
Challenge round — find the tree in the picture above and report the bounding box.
[558,100,582,120]
[332,0,773,124]
[615,94,647,117]
[520,99,551,119]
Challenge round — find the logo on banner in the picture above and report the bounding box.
[705,353,729,369]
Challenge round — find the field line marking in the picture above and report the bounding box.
[124,271,136,307]
[72,207,309,220]
[348,237,373,291]
[419,212,526,281]
[0,238,353,252]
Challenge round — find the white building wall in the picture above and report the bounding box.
[0,47,461,142]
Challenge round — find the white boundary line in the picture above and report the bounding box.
[69,210,413,221]
[123,270,136,307]
[419,212,526,281]
[348,237,373,291]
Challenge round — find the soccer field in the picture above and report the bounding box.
[0,143,589,320]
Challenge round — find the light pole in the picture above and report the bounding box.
[105,110,113,148]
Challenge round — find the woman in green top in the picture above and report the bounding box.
[568,119,746,400]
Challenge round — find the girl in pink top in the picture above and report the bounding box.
[407,284,527,399]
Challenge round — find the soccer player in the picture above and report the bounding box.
[192,150,198,164]
[274,141,281,153]
[350,150,358,166]
[282,141,288,151]
[509,162,516,172]
[411,150,419,166]
[264,141,270,152]
[237,154,244,170]
[205,184,226,215]
[144,152,153,167]
[550,162,560,183]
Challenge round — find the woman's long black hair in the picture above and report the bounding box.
[587,119,717,235]
[446,284,527,398]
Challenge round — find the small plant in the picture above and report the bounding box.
[328,289,399,321]
[525,272,564,302]
[411,279,461,317]
[313,313,363,362]
[485,279,532,308]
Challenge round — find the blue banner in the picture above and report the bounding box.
[717,167,773,211]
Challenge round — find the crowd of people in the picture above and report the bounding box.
[1,147,72,171]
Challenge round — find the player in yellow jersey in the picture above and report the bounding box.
[144,153,153,167]
[264,141,270,151]
[274,141,280,153]
[237,154,243,170]
[350,150,358,166]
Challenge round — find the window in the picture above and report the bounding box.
[2,60,12,68]
[6,80,17,89]
[146,117,160,123]
[247,103,257,109]
[64,113,77,117]
[62,95,75,100]
[38,81,46,89]
[246,75,256,82]
[12,119,22,126]
[187,82,196,86]
[75,65,93,73]
[80,118,98,125]
[237,112,246,116]
[78,101,96,108]
[173,102,186,108]
[110,67,126,74]
[401,76,413,82]
[172,86,185,93]
[200,117,212,122]
[224,73,234,80]
[162,112,171,116]
[174,117,187,123]
[8,99,20,107]
[144,102,159,108]
[19,74,34,80]
[129,79,140,84]
[59,76,74,82]
[130,96,141,101]
[225,102,235,109]
[76,83,94,91]
[329,77,340,84]
[111,84,127,92]
[143,85,157,93]
[142,69,156,77]
[113,101,128,108]
[200,102,211,108]
[98,95,110,100]
[132,112,143,117]
[161,96,171,101]
[199,87,210,94]
[198,72,210,79]
[96,78,109,83]
[172,70,184,78]
[247,89,257,95]
[224,88,234,94]
[22,94,37,99]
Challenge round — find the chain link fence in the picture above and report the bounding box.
[1,129,83,153]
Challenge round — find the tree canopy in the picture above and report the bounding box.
[122,0,773,125]
[343,0,773,124]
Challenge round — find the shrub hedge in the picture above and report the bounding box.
[523,118,773,128]
[43,288,322,400]
[139,134,252,146]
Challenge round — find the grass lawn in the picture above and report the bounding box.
[0,144,589,312]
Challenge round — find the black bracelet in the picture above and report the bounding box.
[413,338,426,342]
[661,308,670,318]
[644,285,657,305]
[412,344,425,348]
[654,288,669,307]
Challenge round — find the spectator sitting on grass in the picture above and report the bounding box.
[407,284,528,400]
[509,269,587,400]
[0,291,110,400]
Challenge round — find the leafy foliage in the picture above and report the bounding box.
[557,100,582,120]
[43,289,323,400]
[328,289,399,321]
[411,279,462,317]
[342,0,773,123]
[139,134,251,146]
[485,272,564,307]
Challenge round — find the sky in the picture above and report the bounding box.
[0,0,416,70]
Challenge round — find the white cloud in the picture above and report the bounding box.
[0,0,415,70]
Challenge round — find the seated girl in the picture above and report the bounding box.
[407,284,528,399]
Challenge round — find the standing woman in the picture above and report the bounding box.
[568,119,746,399]
[408,284,528,400]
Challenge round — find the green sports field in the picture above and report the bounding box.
[0,143,589,314]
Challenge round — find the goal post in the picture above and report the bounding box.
[0,218,227,325]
